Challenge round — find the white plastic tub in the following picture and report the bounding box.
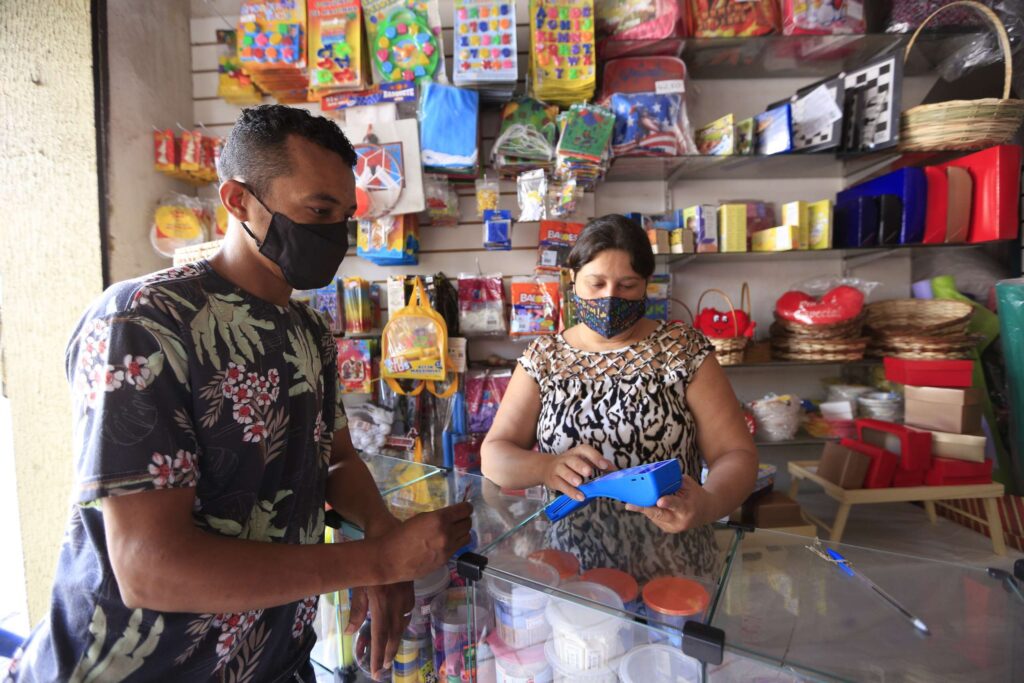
[487,557,561,649]
[544,640,618,683]
[545,581,627,671]
[619,644,701,683]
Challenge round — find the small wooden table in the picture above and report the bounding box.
[787,460,1007,555]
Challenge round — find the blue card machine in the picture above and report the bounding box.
[544,459,683,522]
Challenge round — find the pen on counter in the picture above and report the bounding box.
[814,545,931,636]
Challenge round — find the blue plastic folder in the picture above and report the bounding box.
[836,168,927,245]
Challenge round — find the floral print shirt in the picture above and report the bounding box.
[7,261,346,683]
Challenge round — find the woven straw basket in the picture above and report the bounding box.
[864,299,974,336]
[696,285,751,366]
[901,1,1024,152]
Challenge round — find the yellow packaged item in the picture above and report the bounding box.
[752,225,798,252]
[808,199,833,250]
[381,277,457,397]
[718,204,748,253]
[782,201,809,250]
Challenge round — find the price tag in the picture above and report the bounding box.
[655,79,685,94]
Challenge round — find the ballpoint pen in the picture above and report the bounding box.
[808,542,931,635]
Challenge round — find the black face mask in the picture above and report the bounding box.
[239,185,349,291]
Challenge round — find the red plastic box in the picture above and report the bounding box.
[884,357,974,388]
[856,419,933,472]
[936,144,1022,243]
[925,457,994,486]
[892,469,927,487]
[841,439,897,489]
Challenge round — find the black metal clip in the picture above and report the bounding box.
[682,621,725,666]
[456,552,489,582]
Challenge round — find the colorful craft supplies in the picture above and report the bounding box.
[363,0,446,84]
[529,0,597,106]
[308,0,367,95]
[453,0,518,100]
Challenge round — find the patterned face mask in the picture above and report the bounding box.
[571,291,648,339]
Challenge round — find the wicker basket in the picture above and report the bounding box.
[868,333,979,360]
[901,1,1024,152]
[696,285,751,366]
[864,299,974,336]
[771,313,865,340]
[771,335,869,362]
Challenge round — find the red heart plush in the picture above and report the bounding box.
[775,286,864,325]
[695,307,756,338]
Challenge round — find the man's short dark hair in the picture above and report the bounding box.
[217,104,357,197]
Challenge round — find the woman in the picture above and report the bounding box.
[481,214,757,581]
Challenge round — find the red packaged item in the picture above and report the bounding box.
[925,456,994,486]
[775,285,864,325]
[687,0,780,37]
[892,468,927,487]
[883,357,974,388]
[841,438,897,489]
[936,145,1022,243]
[856,419,933,472]
[595,0,686,59]
[922,166,972,244]
[601,57,687,100]
[782,1,866,35]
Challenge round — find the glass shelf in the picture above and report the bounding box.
[680,31,989,79]
[358,452,442,497]
[655,241,1013,267]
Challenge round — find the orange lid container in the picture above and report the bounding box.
[528,549,580,580]
[580,568,640,606]
[642,576,710,617]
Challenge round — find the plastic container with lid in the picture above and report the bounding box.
[392,637,430,683]
[579,568,640,614]
[641,577,711,647]
[618,644,701,683]
[431,587,492,683]
[487,557,561,649]
[490,634,553,683]
[529,549,581,580]
[409,565,451,638]
[544,640,618,683]
[545,581,628,671]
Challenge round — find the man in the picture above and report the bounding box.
[8,105,472,682]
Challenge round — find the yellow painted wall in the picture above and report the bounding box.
[0,1,104,623]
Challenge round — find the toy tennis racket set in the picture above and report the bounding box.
[544,459,683,522]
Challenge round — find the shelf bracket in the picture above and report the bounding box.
[682,620,725,666]
[456,552,489,583]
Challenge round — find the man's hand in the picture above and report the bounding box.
[375,503,473,584]
[624,475,715,533]
[348,583,415,680]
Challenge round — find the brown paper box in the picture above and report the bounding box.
[904,386,980,406]
[931,431,987,462]
[905,398,982,434]
[816,442,871,489]
[752,491,805,528]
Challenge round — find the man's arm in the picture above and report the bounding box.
[325,427,400,536]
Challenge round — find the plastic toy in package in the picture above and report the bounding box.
[357,214,420,266]
[492,98,561,175]
[695,114,735,156]
[308,0,366,94]
[362,0,446,85]
[465,368,512,433]
[686,0,780,37]
[517,169,548,222]
[483,210,513,250]
[475,174,500,217]
[782,0,866,35]
[419,81,480,176]
[237,2,310,103]
[216,30,262,105]
[423,174,459,227]
[312,279,343,334]
[343,277,373,334]
[548,176,581,218]
[151,194,209,258]
[458,273,508,336]
[336,338,377,394]
[453,0,519,89]
[510,277,561,337]
[381,278,448,382]
[611,92,696,157]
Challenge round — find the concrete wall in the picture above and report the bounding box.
[107,0,194,282]
[0,0,105,623]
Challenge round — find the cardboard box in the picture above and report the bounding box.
[718,204,748,252]
[856,418,933,472]
[782,201,809,250]
[816,442,870,489]
[752,225,798,252]
[931,431,987,462]
[752,491,805,528]
[670,228,695,254]
[904,386,982,434]
[883,357,973,387]
[646,228,671,255]
[684,204,718,253]
[841,438,898,488]
[807,199,833,250]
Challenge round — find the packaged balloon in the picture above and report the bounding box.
[458,273,508,336]
[150,194,208,258]
[510,277,561,337]
[686,0,780,37]
[362,0,446,85]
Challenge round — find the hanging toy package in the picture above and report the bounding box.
[465,368,513,433]
[458,273,508,336]
[307,0,367,96]
[381,277,456,396]
[424,174,460,227]
[151,194,209,258]
[686,0,780,37]
[420,81,481,177]
[548,175,581,218]
[343,277,374,334]
[492,97,561,176]
[476,173,501,217]
[217,30,263,105]
[517,169,548,222]
[312,279,343,334]
[483,209,513,250]
[362,0,446,85]
[510,277,561,337]
[782,0,866,35]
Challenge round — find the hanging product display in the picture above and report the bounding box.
[362,0,446,84]
[458,273,508,336]
[150,194,209,258]
[423,173,460,226]
[307,0,367,97]
[517,169,548,222]
[475,173,500,216]
[357,214,420,265]
[153,129,222,185]
[529,0,597,107]
[612,92,696,157]
[453,0,518,100]
[342,114,425,218]
[483,209,513,250]
[686,0,780,37]
[419,82,480,177]
[237,1,310,103]
[782,0,866,35]
[311,279,343,334]
[343,277,373,334]
[492,98,561,176]
[594,0,686,58]
[336,338,377,394]
[555,103,616,189]
[216,30,263,105]
[465,368,512,433]
[510,277,561,337]
[381,277,457,397]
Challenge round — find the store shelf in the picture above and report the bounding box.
[723,359,880,371]
[756,433,837,448]
[655,240,1012,267]
[680,30,988,79]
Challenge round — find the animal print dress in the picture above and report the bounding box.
[519,321,719,583]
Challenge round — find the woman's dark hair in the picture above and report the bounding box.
[566,214,655,279]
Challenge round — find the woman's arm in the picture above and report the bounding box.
[626,353,757,531]
[481,365,611,500]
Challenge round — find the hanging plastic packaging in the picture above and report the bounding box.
[382,277,457,397]
[517,169,548,222]
[458,273,508,336]
[782,0,866,35]
[419,81,480,176]
[687,0,780,37]
[995,277,1024,494]
[476,173,500,217]
[151,194,208,258]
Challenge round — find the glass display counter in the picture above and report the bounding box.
[314,455,1024,682]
